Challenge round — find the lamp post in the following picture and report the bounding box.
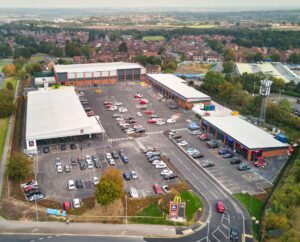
[207,220,210,241]
[125,195,128,225]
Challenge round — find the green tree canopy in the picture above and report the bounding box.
[223,48,236,61]
[0,89,15,118]
[118,42,128,53]
[7,152,32,181]
[222,61,235,73]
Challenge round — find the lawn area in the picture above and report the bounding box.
[0,58,12,72]
[180,190,203,221]
[235,193,264,239]
[142,36,165,41]
[0,118,9,163]
[187,25,216,29]
[4,76,18,91]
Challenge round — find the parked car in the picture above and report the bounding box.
[202,160,215,168]
[108,158,116,165]
[254,160,267,168]
[163,174,178,180]
[198,133,210,141]
[70,157,77,166]
[140,99,149,104]
[43,146,50,153]
[105,152,112,159]
[150,114,159,119]
[192,152,204,159]
[75,179,84,189]
[121,155,129,163]
[230,227,239,241]
[113,113,123,118]
[155,161,167,169]
[136,112,142,117]
[93,159,102,168]
[119,149,126,157]
[156,120,166,125]
[28,193,44,202]
[26,188,41,197]
[79,161,87,170]
[162,185,171,193]
[169,104,179,109]
[63,201,72,210]
[223,153,234,159]
[113,102,123,106]
[178,140,188,146]
[119,107,128,113]
[148,156,161,162]
[64,165,71,172]
[134,93,143,98]
[218,149,230,155]
[70,143,77,150]
[153,184,164,194]
[123,172,131,181]
[144,110,154,115]
[148,119,157,124]
[161,169,173,176]
[191,130,202,135]
[85,155,92,163]
[86,160,94,169]
[55,158,62,166]
[171,133,182,139]
[129,187,139,198]
[67,180,75,190]
[111,151,119,159]
[146,151,161,158]
[73,198,81,208]
[56,165,63,173]
[237,163,250,171]
[92,176,99,186]
[167,119,176,124]
[152,160,161,166]
[230,158,242,165]
[207,141,219,149]
[108,106,118,111]
[131,171,138,179]
[216,201,225,213]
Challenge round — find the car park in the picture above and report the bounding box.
[218,149,230,155]
[113,113,123,118]
[230,227,239,241]
[73,198,81,208]
[121,155,129,163]
[230,158,242,165]
[129,187,139,198]
[123,172,131,181]
[153,184,163,194]
[43,146,50,153]
[152,159,161,166]
[202,160,215,168]
[131,171,138,179]
[237,163,251,171]
[64,165,71,172]
[55,158,62,166]
[75,179,84,189]
[216,201,225,213]
[92,176,99,185]
[67,180,75,190]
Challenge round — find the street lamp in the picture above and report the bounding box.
[125,195,128,225]
[207,220,210,241]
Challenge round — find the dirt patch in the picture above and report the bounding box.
[177,63,212,74]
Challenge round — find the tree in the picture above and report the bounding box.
[0,89,15,118]
[118,42,128,53]
[53,47,64,58]
[7,152,32,181]
[223,48,236,61]
[270,52,281,62]
[222,61,235,73]
[263,212,289,231]
[13,47,32,59]
[6,82,13,91]
[17,70,27,82]
[25,63,42,75]
[2,64,16,76]
[280,229,299,242]
[80,45,91,59]
[253,52,264,62]
[95,168,123,206]
[270,77,285,93]
[0,43,12,58]
[202,71,225,94]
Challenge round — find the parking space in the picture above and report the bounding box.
[36,137,179,202]
[170,129,278,194]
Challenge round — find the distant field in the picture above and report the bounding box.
[187,25,216,29]
[0,58,12,72]
[177,63,212,74]
[142,36,165,41]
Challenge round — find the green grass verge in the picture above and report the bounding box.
[142,36,165,41]
[4,76,18,91]
[0,118,9,164]
[235,193,264,239]
[180,190,203,221]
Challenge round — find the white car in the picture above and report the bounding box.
[161,169,173,176]
[113,102,123,106]
[67,180,75,190]
[56,165,63,173]
[129,187,139,198]
[191,130,202,135]
[167,119,176,124]
[126,130,135,135]
[118,107,128,113]
[156,120,166,125]
[85,155,92,163]
[87,160,94,169]
[108,158,116,165]
[106,153,112,159]
[152,160,161,166]
[155,162,167,169]
[108,106,118,111]
[178,140,188,146]
[116,118,124,121]
[73,198,81,208]
[131,171,138,179]
[92,176,99,185]
[136,112,142,117]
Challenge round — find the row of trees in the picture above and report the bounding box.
[135,54,162,66]
[0,89,15,118]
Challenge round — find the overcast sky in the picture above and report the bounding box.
[0,0,299,9]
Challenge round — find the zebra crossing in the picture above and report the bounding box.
[108,137,134,142]
[145,130,164,135]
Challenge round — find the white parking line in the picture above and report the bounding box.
[212,227,221,242]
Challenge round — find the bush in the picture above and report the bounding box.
[0,89,16,118]
[7,152,32,181]
[6,82,13,91]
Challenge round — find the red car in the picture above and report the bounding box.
[144,110,154,115]
[198,133,209,141]
[103,101,112,105]
[216,201,225,213]
[153,184,163,194]
[134,93,143,98]
[148,119,157,124]
[63,201,72,210]
[140,99,149,105]
[254,160,267,168]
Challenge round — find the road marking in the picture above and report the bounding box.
[192,173,198,179]
[221,212,231,224]
[218,225,230,239]
[210,191,218,199]
[212,226,221,242]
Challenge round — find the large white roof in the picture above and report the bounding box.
[202,116,288,149]
[26,86,104,141]
[147,74,210,101]
[54,62,144,73]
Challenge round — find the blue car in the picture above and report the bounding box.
[123,172,131,180]
[218,149,230,155]
[121,155,129,163]
[223,153,234,159]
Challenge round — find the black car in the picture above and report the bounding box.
[94,159,102,168]
[70,143,77,150]
[26,188,41,197]
[230,227,239,241]
[79,161,87,170]
[75,179,84,188]
[230,158,242,165]
[119,149,126,157]
[61,144,67,151]
[111,151,119,159]
[163,174,178,180]
[192,152,204,159]
[123,172,131,180]
[206,141,219,149]
[70,157,77,166]
[43,147,50,153]
[148,156,161,162]
[135,128,146,133]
